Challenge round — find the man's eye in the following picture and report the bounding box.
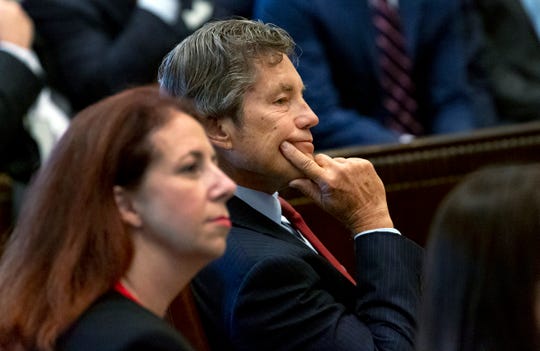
[274,98,288,105]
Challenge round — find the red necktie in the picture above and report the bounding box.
[279,197,356,285]
[371,0,423,135]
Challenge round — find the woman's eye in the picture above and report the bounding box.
[179,162,200,174]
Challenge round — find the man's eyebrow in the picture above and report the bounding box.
[266,83,289,97]
[276,83,306,93]
[280,83,293,92]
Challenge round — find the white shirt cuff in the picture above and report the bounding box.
[354,228,402,239]
[399,133,415,144]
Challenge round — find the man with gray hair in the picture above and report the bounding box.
[159,19,423,351]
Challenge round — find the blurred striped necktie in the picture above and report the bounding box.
[371,0,423,135]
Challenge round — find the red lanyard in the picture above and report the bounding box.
[114,281,141,304]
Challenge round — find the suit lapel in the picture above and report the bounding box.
[227,196,357,289]
[358,0,382,77]
[227,196,310,248]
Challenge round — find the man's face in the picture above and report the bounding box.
[219,54,319,193]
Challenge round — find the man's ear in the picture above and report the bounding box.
[204,116,233,150]
[113,186,142,228]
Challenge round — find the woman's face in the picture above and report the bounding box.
[125,112,236,262]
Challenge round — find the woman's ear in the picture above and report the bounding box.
[204,116,233,150]
[113,185,142,228]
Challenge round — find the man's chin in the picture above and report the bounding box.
[281,167,306,186]
[293,142,315,159]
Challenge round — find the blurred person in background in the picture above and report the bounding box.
[0,0,69,219]
[417,163,540,351]
[22,0,216,112]
[466,0,540,123]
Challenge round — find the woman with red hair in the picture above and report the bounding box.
[0,86,236,351]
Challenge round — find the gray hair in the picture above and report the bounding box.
[158,19,296,124]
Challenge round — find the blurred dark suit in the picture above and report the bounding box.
[0,50,41,183]
[23,0,202,111]
[472,0,540,123]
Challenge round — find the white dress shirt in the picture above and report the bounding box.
[0,42,70,162]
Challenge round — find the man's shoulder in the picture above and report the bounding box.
[223,224,309,264]
[196,221,322,289]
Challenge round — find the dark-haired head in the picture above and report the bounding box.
[417,163,540,351]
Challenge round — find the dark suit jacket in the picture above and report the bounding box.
[213,0,254,19]
[192,196,423,351]
[22,0,192,111]
[255,0,496,149]
[473,0,540,122]
[0,51,42,182]
[58,291,194,351]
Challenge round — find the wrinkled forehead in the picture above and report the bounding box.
[252,50,286,67]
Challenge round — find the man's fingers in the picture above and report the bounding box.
[288,178,320,200]
[313,153,335,166]
[280,141,323,179]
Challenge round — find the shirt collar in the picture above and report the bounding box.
[234,186,282,225]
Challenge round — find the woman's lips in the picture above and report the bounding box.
[212,216,232,228]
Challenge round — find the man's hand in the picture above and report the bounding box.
[280,141,393,234]
[0,0,34,49]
